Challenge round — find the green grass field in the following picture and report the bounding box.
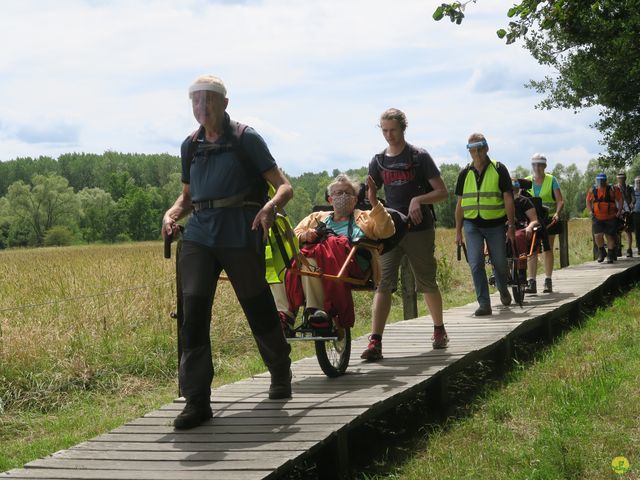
[0,220,596,471]
[364,285,640,480]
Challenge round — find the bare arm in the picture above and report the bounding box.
[162,183,192,239]
[408,176,448,225]
[252,166,294,241]
[503,191,516,244]
[586,193,594,216]
[524,207,539,238]
[553,187,564,219]
[455,196,464,245]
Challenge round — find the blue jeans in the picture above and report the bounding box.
[463,221,509,307]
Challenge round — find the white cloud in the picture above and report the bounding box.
[0,0,603,175]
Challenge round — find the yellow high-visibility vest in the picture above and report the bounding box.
[461,160,506,220]
[526,174,556,214]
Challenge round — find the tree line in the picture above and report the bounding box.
[1,152,639,249]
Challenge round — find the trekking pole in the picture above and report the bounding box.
[164,234,172,259]
[457,242,468,262]
[164,225,184,259]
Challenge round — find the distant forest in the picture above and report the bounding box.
[1,151,638,249]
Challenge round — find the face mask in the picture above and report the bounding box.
[332,194,354,217]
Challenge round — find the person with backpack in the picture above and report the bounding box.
[161,75,294,429]
[524,153,565,294]
[634,176,640,256]
[361,108,449,361]
[586,173,622,263]
[614,172,635,257]
[455,133,516,316]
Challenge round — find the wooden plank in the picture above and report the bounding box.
[93,431,331,443]
[27,458,283,472]
[53,450,300,462]
[76,441,316,452]
[111,423,343,434]
[1,469,271,480]
[130,414,361,425]
[143,408,368,418]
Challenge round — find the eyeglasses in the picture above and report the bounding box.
[330,191,354,197]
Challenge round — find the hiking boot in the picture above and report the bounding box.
[269,369,292,400]
[432,328,449,349]
[500,290,512,306]
[474,304,492,316]
[174,397,213,430]
[360,336,383,361]
[626,248,633,258]
[524,279,537,294]
[543,278,553,293]
[488,274,495,286]
[597,247,607,263]
[607,250,616,264]
[278,311,296,338]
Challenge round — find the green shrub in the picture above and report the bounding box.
[43,226,74,246]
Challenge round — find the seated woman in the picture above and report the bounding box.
[271,174,395,336]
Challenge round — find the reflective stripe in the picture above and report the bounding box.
[462,191,502,198]
[462,204,506,211]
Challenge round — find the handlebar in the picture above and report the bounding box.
[163,225,184,259]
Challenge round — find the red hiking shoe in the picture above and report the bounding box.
[360,336,383,361]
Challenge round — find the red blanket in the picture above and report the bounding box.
[285,236,364,328]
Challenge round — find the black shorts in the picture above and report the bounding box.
[592,218,618,237]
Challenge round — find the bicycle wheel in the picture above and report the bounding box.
[315,327,351,377]
[511,260,525,306]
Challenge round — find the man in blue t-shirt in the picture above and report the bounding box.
[162,75,294,429]
[362,108,450,361]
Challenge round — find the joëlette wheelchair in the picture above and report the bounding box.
[273,189,402,377]
[164,192,401,379]
[457,196,554,308]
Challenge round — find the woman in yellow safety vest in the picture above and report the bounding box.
[455,133,516,317]
[525,153,564,294]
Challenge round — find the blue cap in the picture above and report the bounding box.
[596,173,607,181]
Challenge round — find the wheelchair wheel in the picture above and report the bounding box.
[315,327,351,377]
[510,260,526,306]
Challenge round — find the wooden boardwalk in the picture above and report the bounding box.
[3,257,640,480]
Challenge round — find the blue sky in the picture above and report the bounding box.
[0,0,602,176]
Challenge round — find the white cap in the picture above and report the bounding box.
[188,75,227,98]
[531,153,547,165]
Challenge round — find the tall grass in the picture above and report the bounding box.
[0,220,596,470]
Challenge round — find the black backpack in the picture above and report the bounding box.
[373,144,437,223]
[181,117,268,206]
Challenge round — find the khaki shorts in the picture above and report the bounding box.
[377,228,439,294]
